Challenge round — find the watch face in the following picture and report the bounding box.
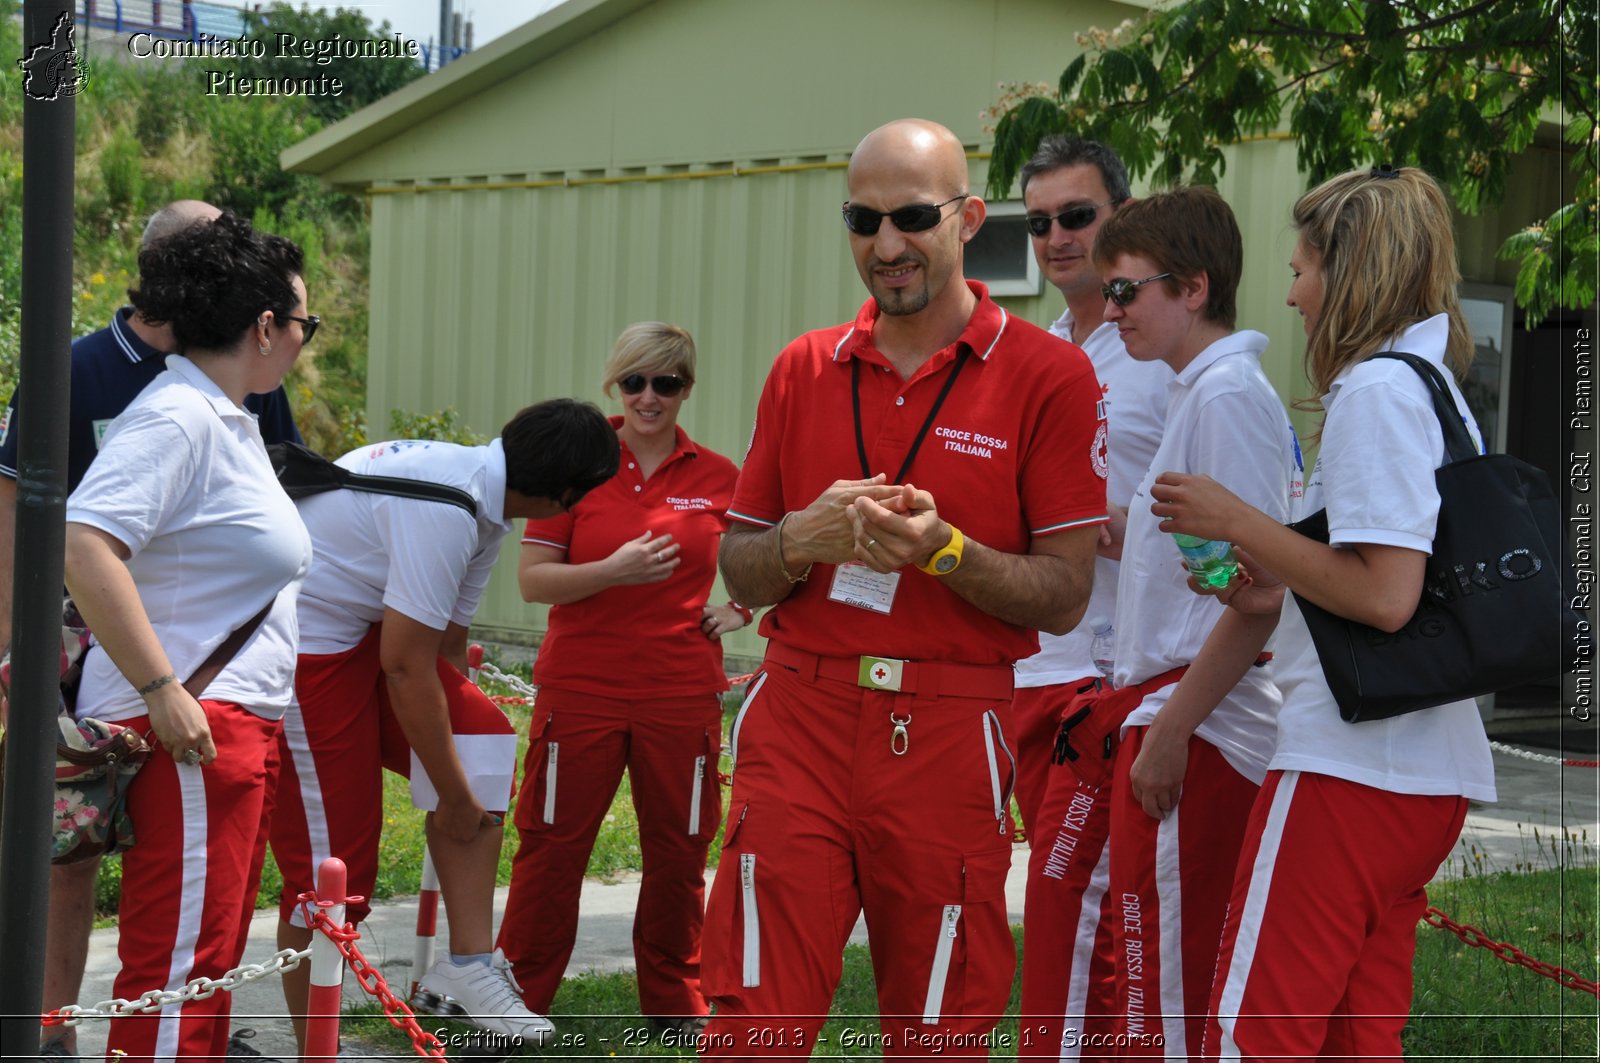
[934,553,958,573]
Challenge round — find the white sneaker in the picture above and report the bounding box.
[418,950,556,1047]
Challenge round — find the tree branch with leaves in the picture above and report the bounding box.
[985,0,1595,325]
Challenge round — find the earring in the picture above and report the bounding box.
[259,343,271,356]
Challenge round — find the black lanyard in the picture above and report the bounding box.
[851,348,971,483]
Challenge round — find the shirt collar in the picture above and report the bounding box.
[1171,329,1270,389]
[482,438,508,528]
[833,280,1009,369]
[112,307,163,365]
[164,354,253,421]
[608,414,699,465]
[1325,313,1452,403]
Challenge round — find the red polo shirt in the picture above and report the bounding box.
[525,419,739,698]
[728,281,1108,666]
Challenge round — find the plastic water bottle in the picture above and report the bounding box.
[1089,617,1115,678]
[1172,533,1240,588]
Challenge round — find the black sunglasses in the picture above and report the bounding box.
[281,314,320,343]
[619,373,687,397]
[841,194,968,236]
[1025,203,1106,237]
[1101,272,1174,307]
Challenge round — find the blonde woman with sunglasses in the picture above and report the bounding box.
[497,322,745,1036]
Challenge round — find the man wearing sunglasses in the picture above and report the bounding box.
[1010,138,1173,1060]
[703,119,1109,1059]
[0,199,305,1063]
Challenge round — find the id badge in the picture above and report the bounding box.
[827,562,900,615]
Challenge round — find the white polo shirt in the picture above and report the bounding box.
[1270,315,1496,800]
[295,438,515,654]
[1016,311,1171,687]
[68,356,311,722]
[1115,330,1302,783]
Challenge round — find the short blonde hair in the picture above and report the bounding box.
[1293,166,1472,401]
[601,322,697,396]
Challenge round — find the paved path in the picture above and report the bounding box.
[62,743,1597,1060]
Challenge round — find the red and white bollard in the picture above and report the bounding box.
[305,857,348,1061]
[409,845,442,1003]
[466,643,484,683]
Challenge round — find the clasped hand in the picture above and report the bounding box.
[848,482,948,574]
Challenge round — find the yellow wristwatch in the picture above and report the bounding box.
[918,524,965,576]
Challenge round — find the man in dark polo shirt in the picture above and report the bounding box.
[6,199,301,1063]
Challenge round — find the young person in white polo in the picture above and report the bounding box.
[1092,187,1301,1060]
[267,400,618,1049]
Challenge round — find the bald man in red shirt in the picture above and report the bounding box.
[701,119,1108,1059]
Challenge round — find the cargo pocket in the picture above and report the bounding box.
[727,671,768,777]
[688,721,721,840]
[913,844,1013,1027]
[703,799,762,995]
[981,709,1017,838]
[511,707,556,832]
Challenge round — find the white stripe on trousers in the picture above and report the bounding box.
[1155,805,1186,1059]
[155,760,210,1059]
[282,699,334,930]
[1056,839,1113,1062]
[1215,771,1298,1060]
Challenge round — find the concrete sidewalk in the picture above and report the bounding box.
[64,743,1598,1060]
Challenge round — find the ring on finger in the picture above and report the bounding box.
[182,748,202,766]
[866,538,877,550]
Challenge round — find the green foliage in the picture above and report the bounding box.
[387,407,490,446]
[985,0,1597,327]
[237,3,426,124]
[97,133,143,211]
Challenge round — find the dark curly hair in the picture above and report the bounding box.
[501,399,619,509]
[129,212,304,353]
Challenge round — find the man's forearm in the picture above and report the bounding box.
[940,543,1090,635]
[719,524,801,609]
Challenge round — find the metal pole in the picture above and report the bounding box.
[0,0,76,1050]
[437,0,450,70]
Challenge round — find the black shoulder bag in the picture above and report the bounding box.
[268,441,476,516]
[1288,351,1587,723]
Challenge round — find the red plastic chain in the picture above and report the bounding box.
[1422,906,1600,997]
[303,905,449,1058]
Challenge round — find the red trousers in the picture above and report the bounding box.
[103,702,279,1063]
[1018,693,1118,1061]
[1109,727,1258,1061]
[701,653,1018,1060]
[270,624,516,927]
[1204,770,1468,1062]
[1012,684,1071,840]
[496,685,723,1016]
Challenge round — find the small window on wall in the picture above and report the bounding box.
[965,202,1042,297]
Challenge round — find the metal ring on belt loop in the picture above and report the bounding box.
[889,712,912,756]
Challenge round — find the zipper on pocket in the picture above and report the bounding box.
[983,710,1017,835]
[921,903,962,1023]
[542,742,559,824]
[688,754,706,835]
[741,852,760,987]
[728,672,767,773]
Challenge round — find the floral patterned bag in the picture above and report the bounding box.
[54,712,151,863]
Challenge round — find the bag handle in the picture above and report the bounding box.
[184,598,274,699]
[1368,351,1479,463]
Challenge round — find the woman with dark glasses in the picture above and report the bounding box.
[1088,186,1301,1059]
[497,322,745,1034]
